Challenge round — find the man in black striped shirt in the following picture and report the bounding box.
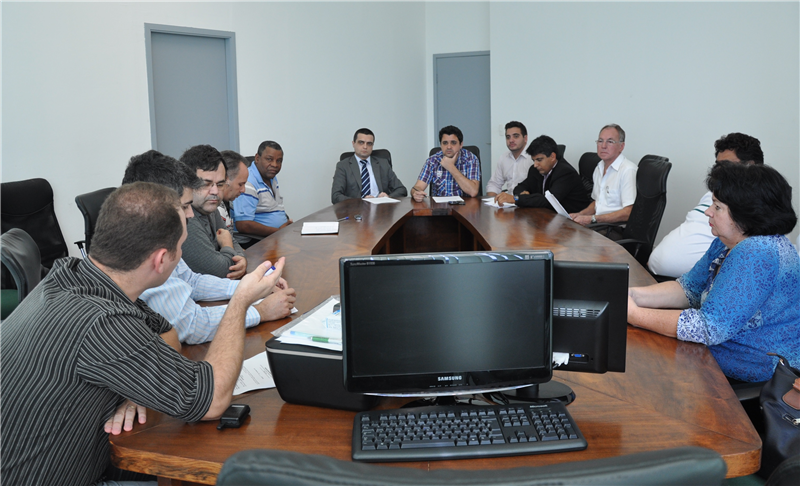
[1,182,284,486]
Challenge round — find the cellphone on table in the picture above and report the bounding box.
[217,404,251,430]
[448,200,465,205]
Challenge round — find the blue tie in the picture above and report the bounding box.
[360,160,370,198]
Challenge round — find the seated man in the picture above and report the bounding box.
[0,181,285,486]
[486,121,533,197]
[495,135,591,213]
[648,132,764,278]
[218,150,250,234]
[180,144,247,279]
[232,141,292,241]
[123,150,296,344]
[410,125,480,201]
[569,124,637,238]
[331,128,407,204]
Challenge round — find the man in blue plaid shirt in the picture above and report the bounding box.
[410,125,480,201]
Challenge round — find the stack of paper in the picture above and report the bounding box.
[432,196,463,203]
[483,197,516,208]
[275,297,342,351]
[301,222,339,235]
[363,197,400,204]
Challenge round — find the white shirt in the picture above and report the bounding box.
[648,191,715,278]
[485,150,533,195]
[591,153,637,215]
[139,259,261,344]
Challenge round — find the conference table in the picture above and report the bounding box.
[110,197,761,485]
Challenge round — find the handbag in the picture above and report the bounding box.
[759,353,800,478]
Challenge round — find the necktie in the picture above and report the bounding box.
[360,160,370,198]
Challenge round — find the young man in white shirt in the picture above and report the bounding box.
[486,121,534,200]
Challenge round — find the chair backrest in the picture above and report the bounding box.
[427,145,482,197]
[339,149,393,167]
[622,155,672,266]
[216,446,726,486]
[75,187,116,254]
[1,178,68,271]
[578,152,600,197]
[1,228,43,304]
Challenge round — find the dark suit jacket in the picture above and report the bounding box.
[331,155,407,204]
[513,159,592,214]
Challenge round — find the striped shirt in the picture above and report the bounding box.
[0,257,214,486]
[140,258,261,344]
[418,148,480,197]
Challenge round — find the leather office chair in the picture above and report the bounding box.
[245,155,255,165]
[339,149,393,167]
[1,229,43,319]
[1,178,68,273]
[578,152,600,198]
[74,187,116,258]
[427,145,482,197]
[590,155,671,267]
[215,446,727,486]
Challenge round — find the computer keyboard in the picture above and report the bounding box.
[352,400,587,462]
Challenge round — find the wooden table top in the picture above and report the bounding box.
[110,197,761,485]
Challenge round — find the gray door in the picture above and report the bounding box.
[433,52,491,191]
[146,24,240,158]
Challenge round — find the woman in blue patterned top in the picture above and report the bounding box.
[627,162,799,382]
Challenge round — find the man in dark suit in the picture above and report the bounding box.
[331,128,407,204]
[496,135,591,214]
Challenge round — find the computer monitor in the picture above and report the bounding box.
[340,251,554,398]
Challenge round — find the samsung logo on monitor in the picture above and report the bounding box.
[438,375,462,382]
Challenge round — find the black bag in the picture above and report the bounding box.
[759,353,800,478]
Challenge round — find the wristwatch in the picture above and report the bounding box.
[513,195,519,202]
[591,215,597,224]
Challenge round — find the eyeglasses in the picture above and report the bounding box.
[596,139,621,146]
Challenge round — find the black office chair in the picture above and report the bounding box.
[216,446,726,486]
[556,144,566,161]
[1,178,68,274]
[1,229,43,319]
[245,155,255,165]
[578,152,600,198]
[590,155,671,267]
[427,145,482,197]
[75,187,116,258]
[339,149,393,167]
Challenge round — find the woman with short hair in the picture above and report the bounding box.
[627,162,799,382]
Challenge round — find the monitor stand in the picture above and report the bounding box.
[500,380,575,404]
[401,394,481,409]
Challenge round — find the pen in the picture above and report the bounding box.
[288,330,342,344]
[264,265,277,277]
[338,216,349,221]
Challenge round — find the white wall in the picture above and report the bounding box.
[3,1,799,256]
[2,1,427,255]
[424,2,490,148]
[489,1,800,244]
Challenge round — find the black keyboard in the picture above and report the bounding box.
[352,401,587,462]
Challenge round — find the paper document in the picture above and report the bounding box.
[432,196,464,203]
[483,197,516,209]
[233,351,275,396]
[552,352,570,367]
[363,197,400,204]
[276,296,342,351]
[545,191,572,219]
[301,222,339,235]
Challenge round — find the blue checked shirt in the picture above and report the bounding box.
[418,148,480,197]
[140,259,261,344]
